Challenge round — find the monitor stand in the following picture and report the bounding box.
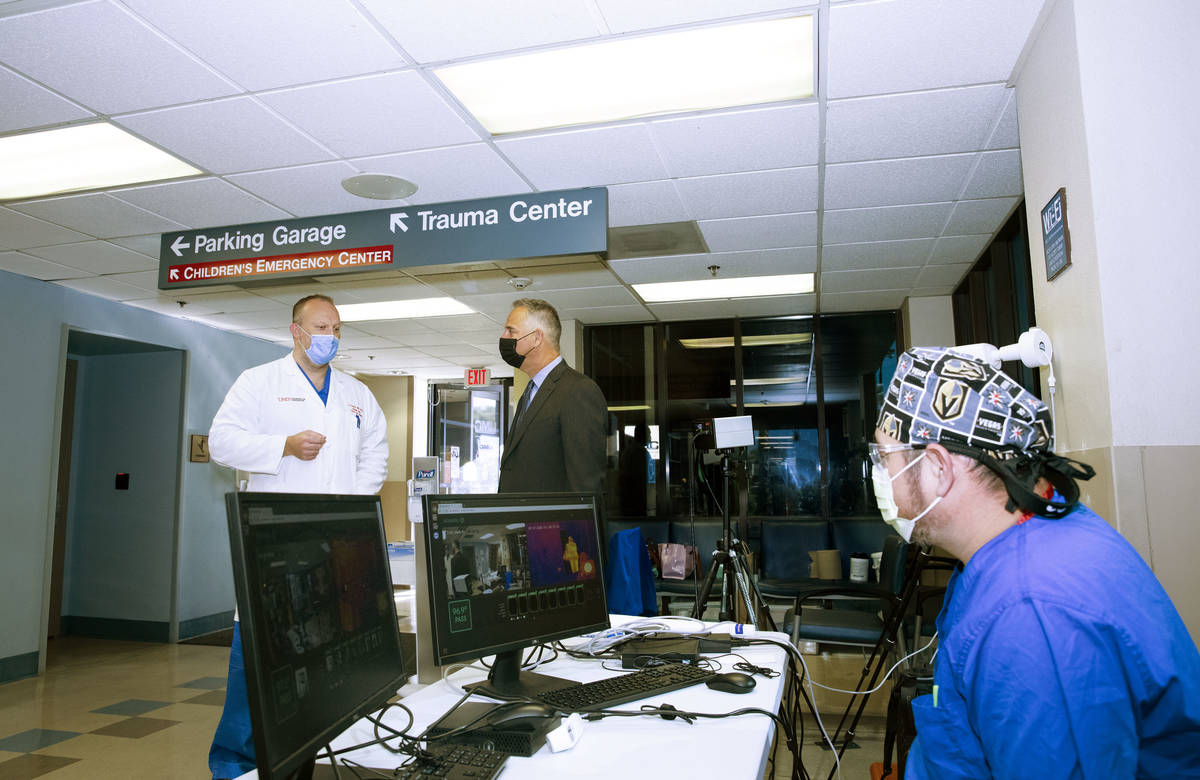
[465,647,578,700]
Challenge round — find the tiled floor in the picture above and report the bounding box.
[0,637,231,779]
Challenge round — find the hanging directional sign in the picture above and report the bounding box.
[157,187,607,290]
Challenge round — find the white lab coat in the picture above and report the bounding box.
[209,355,388,494]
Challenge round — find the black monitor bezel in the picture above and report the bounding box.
[420,491,611,668]
[226,491,408,780]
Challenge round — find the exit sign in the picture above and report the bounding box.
[465,368,490,387]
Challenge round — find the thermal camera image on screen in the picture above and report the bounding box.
[525,520,599,584]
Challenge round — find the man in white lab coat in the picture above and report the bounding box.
[207,294,388,780]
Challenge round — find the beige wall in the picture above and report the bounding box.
[901,295,955,350]
[360,374,414,540]
[1015,0,1200,640]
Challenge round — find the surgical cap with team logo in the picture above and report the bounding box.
[876,346,1051,458]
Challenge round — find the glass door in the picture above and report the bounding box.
[429,382,508,494]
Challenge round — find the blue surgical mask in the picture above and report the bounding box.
[300,326,339,365]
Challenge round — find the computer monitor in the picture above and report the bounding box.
[226,492,409,780]
[420,492,610,699]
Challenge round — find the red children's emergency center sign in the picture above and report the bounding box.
[164,246,393,285]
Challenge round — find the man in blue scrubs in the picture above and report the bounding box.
[871,347,1200,778]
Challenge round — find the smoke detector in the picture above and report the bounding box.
[508,276,533,290]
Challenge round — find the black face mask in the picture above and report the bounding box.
[498,332,533,369]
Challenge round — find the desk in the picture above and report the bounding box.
[241,617,791,780]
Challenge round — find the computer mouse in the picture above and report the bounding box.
[485,702,561,731]
[706,672,757,694]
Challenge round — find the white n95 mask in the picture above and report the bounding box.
[872,451,941,542]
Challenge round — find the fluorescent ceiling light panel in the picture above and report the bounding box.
[435,15,814,134]
[682,333,813,348]
[734,376,809,386]
[338,298,473,321]
[640,273,813,304]
[0,122,201,200]
[608,404,652,412]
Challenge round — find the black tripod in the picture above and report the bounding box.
[688,448,776,630]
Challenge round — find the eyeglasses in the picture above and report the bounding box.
[867,442,924,471]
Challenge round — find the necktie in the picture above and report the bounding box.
[510,381,535,433]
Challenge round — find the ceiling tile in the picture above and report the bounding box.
[0,206,89,249]
[107,234,162,257]
[502,261,621,290]
[0,250,91,280]
[0,64,93,132]
[930,234,991,265]
[124,0,408,91]
[962,149,1024,199]
[8,194,187,239]
[944,197,1019,235]
[53,275,148,301]
[116,97,336,175]
[917,263,972,288]
[243,327,294,345]
[112,178,291,228]
[647,294,814,321]
[260,72,479,158]
[193,309,293,331]
[821,267,922,294]
[650,104,820,177]
[234,281,338,305]
[24,241,158,273]
[986,90,1020,149]
[176,290,283,314]
[675,167,818,220]
[536,286,638,309]
[351,319,441,340]
[354,144,529,205]
[422,313,502,332]
[823,203,954,244]
[336,326,405,350]
[698,212,817,252]
[607,181,689,228]
[909,286,957,297]
[104,270,161,292]
[557,304,654,324]
[0,0,238,113]
[416,270,517,297]
[226,162,373,217]
[820,289,907,312]
[610,247,815,284]
[124,295,228,316]
[827,0,1046,98]
[364,0,602,62]
[822,239,936,271]
[417,344,491,360]
[826,85,1010,162]
[377,330,472,348]
[497,124,668,190]
[323,277,440,303]
[824,154,974,210]
[595,0,808,34]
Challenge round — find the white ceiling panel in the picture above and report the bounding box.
[824,154,974,210]
[195,309,294,331]
[53,275,148,300]
[502,261,621,290]
[112,178,291,228]
[826,85,1009,163]
[823,203,954,244]
[226,162,372,217]
[820,289,908,312]
[944,197,1019,235]
[917,263,972,288]
[123,0,408,92]
[351,319,440,339]
[0,250,91,280]
[104,270,161,292]
[106,234,161,257]
[821,267,922,294]
[595,0,812,33]
[827,0,1047,99]
[962,149,1024,199]
[606,181,690,228]
[323,277,440,303]
[176,290,282,314]
[355,144,529,205]
[910,286,957,297]
[699,212,818,252]
[0,65,93,132]
[675,167,819,220]
[243,327,294,345]
[116,97,336,175]
[535,286,639,309]
[8,194,187,239]
[650,104,820,178]
[822,238,936,271]
[0,207,89,249]
[930,234,991,265]
[497,124,668,190]
[647,294,813,321]
[335,327,404,350]
[260,72,479,159]
[558,304,653,324]
[610,247,815,284]
[242,281,342,305]
[24,241,158,273]
[0,0,238,113]
[416,270,518,297]
[125,294,228,316]
[377,330,472,348]
[422,313,503,332]
[417,344,491,360]
[986,90,1020,149]
[365,0,602,62]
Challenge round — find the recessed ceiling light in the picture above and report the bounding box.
[436,15,814,135]
[681,332,812,349]
[338,298,473,321]
[341,173,418,200]
[636,274,814,304]
[0,122,201,201]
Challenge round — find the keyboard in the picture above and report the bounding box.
[392,740,508,780]
[538,663,715,711]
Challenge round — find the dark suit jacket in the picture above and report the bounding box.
[498,360,607,496]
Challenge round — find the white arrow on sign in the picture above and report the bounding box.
[170,236,190,257]
[169,268,179,281]
[390,212,409,233]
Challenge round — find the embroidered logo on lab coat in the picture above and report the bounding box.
[277,396,306,402]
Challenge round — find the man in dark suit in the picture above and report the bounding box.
[497,298,607,495]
